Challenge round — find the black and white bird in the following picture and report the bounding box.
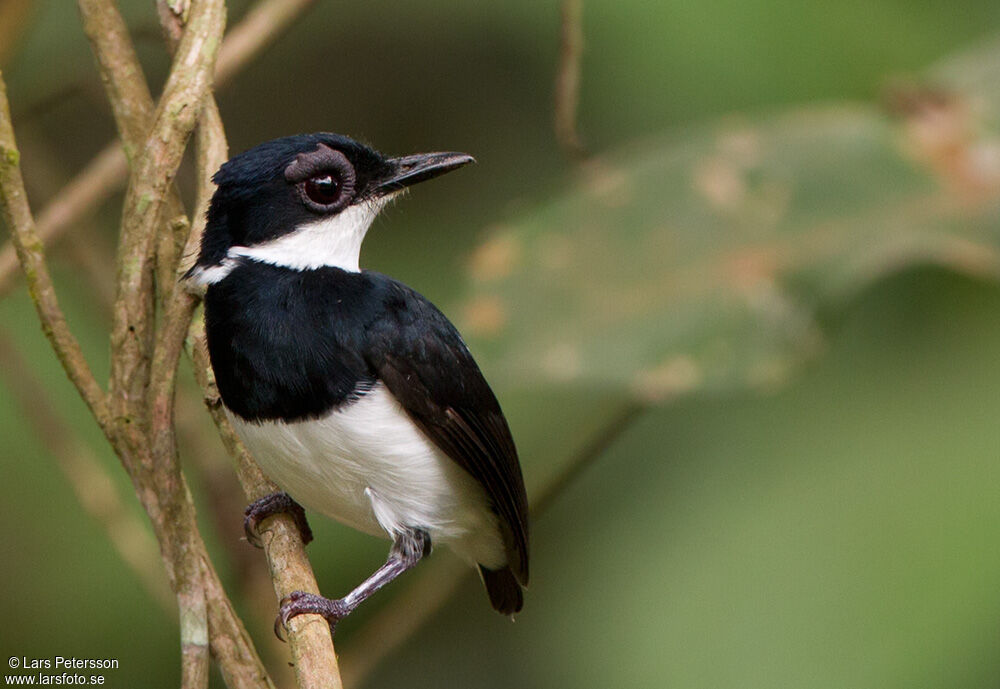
[187,133,529,634]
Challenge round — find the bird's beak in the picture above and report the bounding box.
[376,152,475,194]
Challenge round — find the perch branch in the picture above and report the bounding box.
[5,0,328,685]
[190,320,344,689]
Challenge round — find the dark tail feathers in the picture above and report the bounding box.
[479,565,523,615]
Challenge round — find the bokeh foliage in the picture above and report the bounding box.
[2,1,1000,688]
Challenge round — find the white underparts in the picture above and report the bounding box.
[189,196,393,286]
[227,383,507,569]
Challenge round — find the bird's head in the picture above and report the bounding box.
[186,132,474,284]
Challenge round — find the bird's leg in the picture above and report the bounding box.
[243,491,313,548]
[275,527,430,639]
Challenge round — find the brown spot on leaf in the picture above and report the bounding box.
[694,156,746,209]
[468,230,522,282]
[717,128,762,168]
[536,232,575,272]
[631,355,702,403]
[723,248,782,290]
[888,82,1000,202]
[580,158,632,207]
[461,295,508,338]
[540,342,582,381]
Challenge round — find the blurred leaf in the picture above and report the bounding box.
[459,37,1000,402]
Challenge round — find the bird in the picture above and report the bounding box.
[186,133,529,636]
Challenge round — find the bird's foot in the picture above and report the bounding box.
[274,591,352,640]
[243,492,313,548]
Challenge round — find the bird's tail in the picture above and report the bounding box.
[478,565,524,615]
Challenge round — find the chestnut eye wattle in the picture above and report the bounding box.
[285,145,357,212]
[304,174,341,205]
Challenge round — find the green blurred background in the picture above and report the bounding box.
[2,0,1000,687]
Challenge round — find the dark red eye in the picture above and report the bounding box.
[304,174,341,205]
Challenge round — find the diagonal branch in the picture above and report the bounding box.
[0,72,111,431]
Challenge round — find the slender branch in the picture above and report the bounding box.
[201,559,277,689]
[147,7,229,528]
[76,0,196,295]
[0,72,111,430]
[0,0,318,299]
[341,400,647,686]
[554,0,586,158]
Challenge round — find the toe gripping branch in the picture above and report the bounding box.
[243,491,314,548]
[274,527,430,640]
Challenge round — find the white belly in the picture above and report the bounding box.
[227,382,505,568]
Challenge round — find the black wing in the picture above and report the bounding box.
[363,277,529,584]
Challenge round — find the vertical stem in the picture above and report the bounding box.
[554,0,586,158]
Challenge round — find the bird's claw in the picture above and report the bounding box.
[274,591,352,641]
[243,492,313,548]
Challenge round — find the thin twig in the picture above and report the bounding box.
[108,0,222,434]
[341,400,647,687]
[0,71,111,431]
[13,125,117,308]
[554,0,586,158]
[0,0,318,299]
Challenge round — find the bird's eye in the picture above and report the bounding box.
[304,174,341,206]
[286,144,357,213]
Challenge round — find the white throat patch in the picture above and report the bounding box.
[231,200,385,273]
[188,198,389,286]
